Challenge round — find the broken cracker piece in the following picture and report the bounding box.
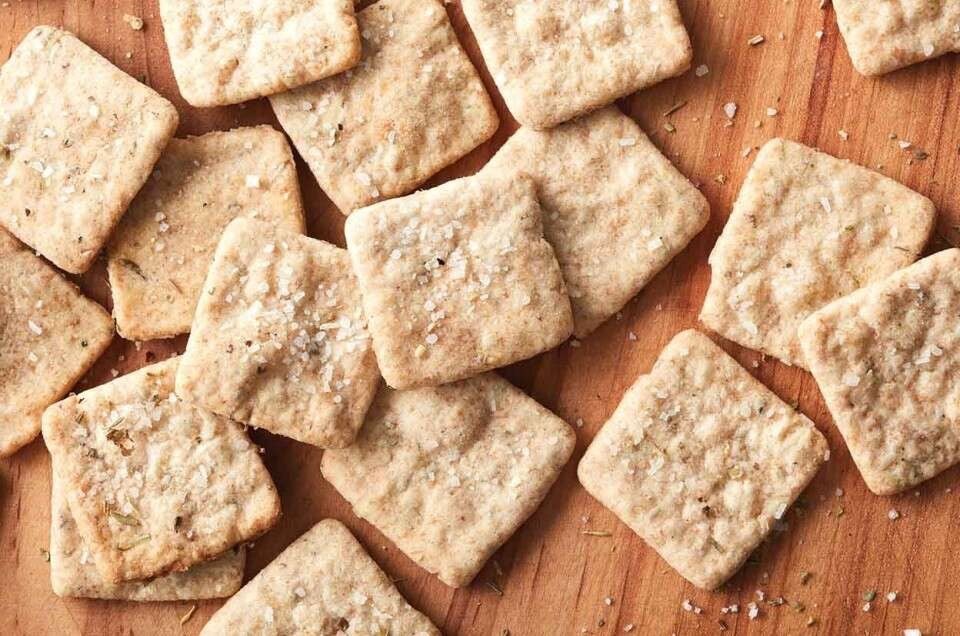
[461,0,693,129]
[159,0,361,106]
[484,107,708,337]
[700,138,935,367]
[176,218,380,449]
[800,248,960,495]
[322,374,575,587]
[345,171,573,389]
[42,358,280,584]
[107,126,306,341]
[270,0,498,214]
[0,26,178,273]
[0,230,113,457]
[199,519,439,635]
[578,329,828,590]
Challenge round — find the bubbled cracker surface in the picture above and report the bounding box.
[176,219,380,449]
[270,0,498,214]
[107,126,306,341]
[700,138,935,368]
[484,107,709,338]
[799,249,960,495]
[578,330,828,590]
[322,374,576,587]
[834,0,960,76]
[345,171,573,389]
[0,230,113,457]
[200,519,439,635]
[0,26,178,273]
[460,0,692,129]
[159,0,361,106]
[50,471,245,601]
[41,358,280,583]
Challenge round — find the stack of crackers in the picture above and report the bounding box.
[0,0,958,629]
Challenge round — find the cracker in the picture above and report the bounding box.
[159,0,361,107]
[461,0,692,129]
[0,26,178,273]
[834,0,960,76]
[41,358,280,583]
[700,138,935,368]
[484,107,709,337]
[799,249,960,495]
[106,126,306,341]
[578,330,828,590]
[322,374,575,587]
[345,171,573,389]
[199,519,439,635]
[0,230,113,457]
[176,218,380,449]
[270,0,498,214]
[50,470,244,600]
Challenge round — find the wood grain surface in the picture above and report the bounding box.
[2,1,959,635]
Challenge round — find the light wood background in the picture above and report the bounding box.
[2,1,959,634]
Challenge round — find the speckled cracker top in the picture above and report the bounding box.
[345,171,573,389]
[800,249,960,495]
[199,519,439,635]
[0,26,178,273]
[176,218,380,449]
[701,138,935,368]
[578,330,828,590]
[322,374,576,587]
[159,0,361,106]
[834,0,960,76]
[270,0,498,213]
[42,358,280,584]
[461,0,693,129]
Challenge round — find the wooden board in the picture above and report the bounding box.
[2,1,959,634]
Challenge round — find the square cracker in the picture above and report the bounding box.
[41,358,280,584]
[345,171,573,389]
[322,374,575,587]
[106,126,306,341]
[700,138,935,368]
[799,249,960,495]
[484,107,709,337]
[834,0,960,76]
[0,26,178,274]
[199,519,439,635]
[270,0,498,214]
[50,470,245,600]
[0,230,113,457]
[578,330,828,590]
[176,218,381,449]
[159,0,361,107]
[461,0,692,129]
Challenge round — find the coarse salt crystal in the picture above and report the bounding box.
[245,175,261,188]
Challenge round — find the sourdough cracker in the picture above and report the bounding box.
[107,126,306,341]
[199,519,439,635]
[484,107,709,337]
[50,470,244,600]
[322,374,575,587]
[176,219,380,449]
[834,0,960,76]
[461,0,692,129]
[800,249,960,495]
[700,138,935,368]
[42,358,280,583]
[345,171,573,389]
[578,330,828,589]
[159,0,361,106]
[270,0,498,213]
[0,230,113,457]
[0,26,178,273]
